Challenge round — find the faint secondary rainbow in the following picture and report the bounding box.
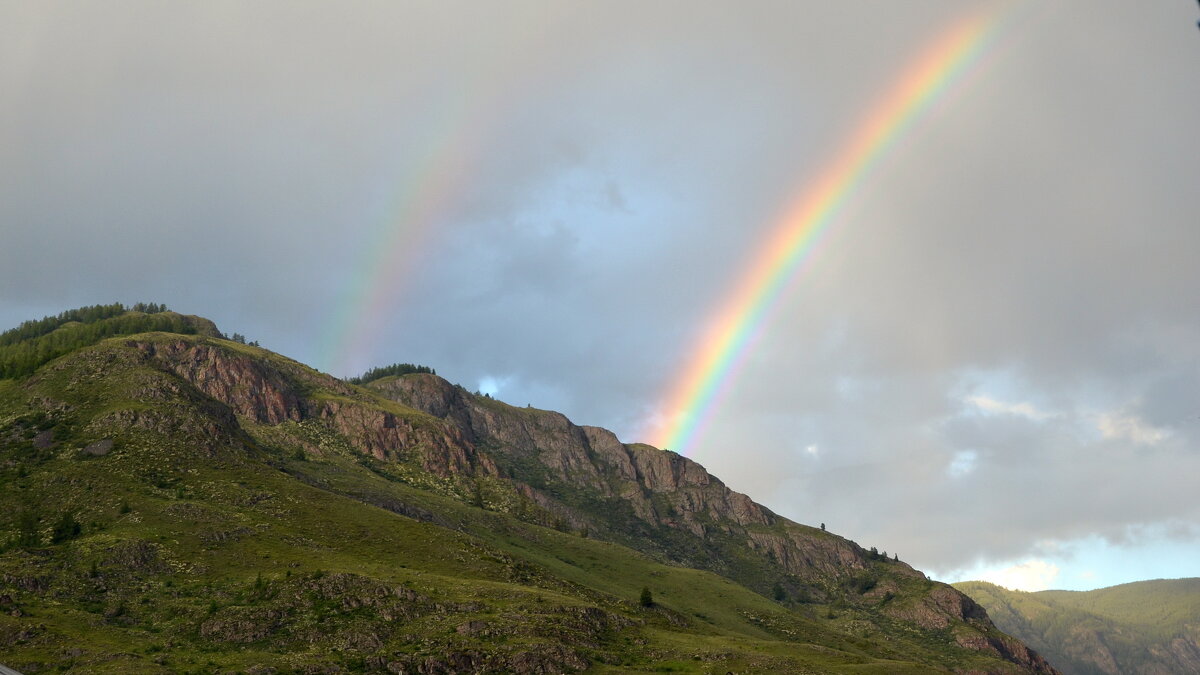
[317,100,478,377]
[649,4,1021,455]
[317,9,569,377]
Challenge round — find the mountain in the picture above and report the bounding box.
[0,306,1057,673]
[955,579,1200,674]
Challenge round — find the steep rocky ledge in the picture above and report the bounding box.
[375,374,889,571]
[130,339,496,478]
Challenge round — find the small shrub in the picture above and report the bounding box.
[51,510,81,544]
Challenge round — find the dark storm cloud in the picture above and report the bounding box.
[4,1,1199,580]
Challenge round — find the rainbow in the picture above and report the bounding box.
[317,8,570,376]
[317,102,479,377]
[647,4,1023,455]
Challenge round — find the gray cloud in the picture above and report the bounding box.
[4,0,1199,583]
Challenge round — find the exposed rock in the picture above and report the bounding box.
[82,438,113,456]
[133,340,308,424]
[455,619,488,635]
[199,606,285,643]
[317,398,496,479]
[102,539,167,574]
[504,645,589,673]
[199,526,256,545]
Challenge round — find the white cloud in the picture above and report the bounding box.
[976,560,1061,592]
[804,444,820,458]
[965,395,1050,420]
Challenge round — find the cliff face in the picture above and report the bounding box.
[131,339,497,478]
[374,374,866,568]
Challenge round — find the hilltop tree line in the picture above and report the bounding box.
[0,303,197,379]
[226,333,260,347]
[0,302,168,347]
[349,362,436,385]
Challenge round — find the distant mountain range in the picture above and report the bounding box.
[0,305,1057,672]
[955,579,1200,674]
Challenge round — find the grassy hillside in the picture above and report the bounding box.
[955,579,1200,675]
[0,309,1052,672]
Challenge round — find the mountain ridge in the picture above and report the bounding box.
[0,308,1057,672]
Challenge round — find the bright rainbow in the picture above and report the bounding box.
[648,5,1019,455]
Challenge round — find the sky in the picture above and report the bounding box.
[3,1,1199,592]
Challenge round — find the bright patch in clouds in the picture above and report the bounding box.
[975,560,1061,592]
[965,395,1050,420]
[477,375,510,398]
[804,444,820,458]
[940,530,1200,592]
[945,449,978,478]
[1097,412,1168,446]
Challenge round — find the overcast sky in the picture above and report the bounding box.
[4,1,1199,592]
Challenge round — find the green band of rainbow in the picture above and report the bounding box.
[648,4,1021,455]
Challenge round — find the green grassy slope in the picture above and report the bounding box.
[955,580,1200,675]
[0,313,1046,673]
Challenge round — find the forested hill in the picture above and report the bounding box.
[0,304,219,378]
[955,579,1200,674]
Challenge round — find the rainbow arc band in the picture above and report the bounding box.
[649,5,1010,456]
